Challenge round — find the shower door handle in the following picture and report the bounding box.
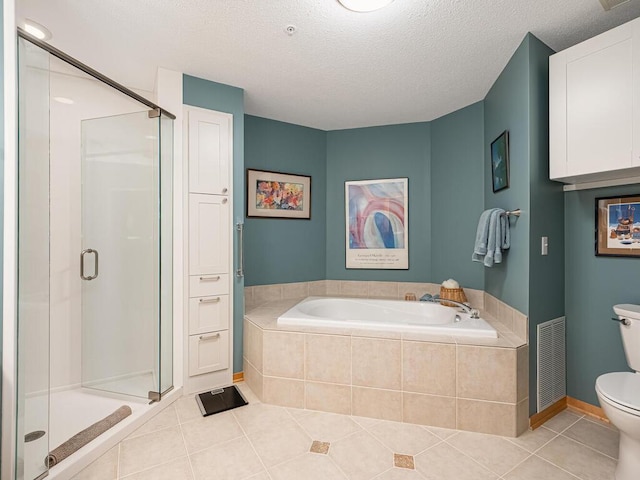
[80,248,99,280]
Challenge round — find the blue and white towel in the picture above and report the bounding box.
[472,208,510,267]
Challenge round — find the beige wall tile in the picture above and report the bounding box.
[402,392,456,429]
[398,282,440,300]
[516,398,529,436]
[368,281,399,299]
[457,345,517,403]
[263,331,305,379]
[244,358,264,401]
[403,341,456,396]
[456,398,517,437]
[305,334,351,384]
[263,376,305,408]
[513,310,528,343]
[325,280,341,295]
[465,288,484,310]
[309,280,328,296]
[305,381,351,415]
[244,287,254,311]
[282,282,310,299]
[352,387,402,422]
[498,302,514,330]
[340,281,369,297]
[484,293,498,318]
[516,346,529,403]
[244,319,263,372]
[352,337,401,390]
[253,284,283,304]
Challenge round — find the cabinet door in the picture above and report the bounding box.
[188,331,230,376]
[188,109,232,195]
[189,194,230,275]
[566,37,633,176]
[188,295,230,335]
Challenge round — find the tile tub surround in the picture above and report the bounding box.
[245,280,528,344]
[243,298,529,437]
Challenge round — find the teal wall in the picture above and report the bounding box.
[183,74,245,372]
[325,123,432,281]
[483,36,532,316]
[527,37,565,415]
[565,186,636,406]
[484,34,563,414]
[431,102,485,290]
[244,115,327,286]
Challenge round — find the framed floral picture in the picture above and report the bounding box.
[246,169,311,219]
[596,194,640,257]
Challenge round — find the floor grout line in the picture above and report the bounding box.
[557,430,619,461]
[443,435,521,478]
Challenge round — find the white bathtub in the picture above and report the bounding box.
[277,297,498,338]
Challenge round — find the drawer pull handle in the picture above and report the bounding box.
[199,275,220,281]
[199,333,221,341]
[222,187,228,194]
[199,297,221,304]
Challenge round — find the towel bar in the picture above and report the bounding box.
[504,209,521,217]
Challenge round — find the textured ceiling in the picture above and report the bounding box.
[16,0,640,130]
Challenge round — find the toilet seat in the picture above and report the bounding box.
[596,372,640,414]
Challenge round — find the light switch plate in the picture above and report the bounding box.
[541,236,549,256]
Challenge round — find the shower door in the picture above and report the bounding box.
[80,110,171,400]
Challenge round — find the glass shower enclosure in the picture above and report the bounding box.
[15,32,173,480]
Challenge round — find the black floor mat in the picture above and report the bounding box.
[196,385,248,417]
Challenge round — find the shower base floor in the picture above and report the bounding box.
[23,385,150,480]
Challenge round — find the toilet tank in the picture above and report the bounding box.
[613,304,640,371]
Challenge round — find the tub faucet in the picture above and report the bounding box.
[420,294,480,319]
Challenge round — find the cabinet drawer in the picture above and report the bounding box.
[189,274,229,297]
[188,295,230,335]
[188,331,230,376]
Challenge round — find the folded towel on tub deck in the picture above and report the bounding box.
[472,208,509,267]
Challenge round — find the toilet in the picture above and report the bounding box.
[595,304,640,480]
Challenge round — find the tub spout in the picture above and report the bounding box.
[420,294,480,319]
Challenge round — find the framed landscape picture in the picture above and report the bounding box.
[491,130,510,193]
[246,169,311,219]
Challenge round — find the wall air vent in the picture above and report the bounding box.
[537,317,566,412]
[599,0,631,11]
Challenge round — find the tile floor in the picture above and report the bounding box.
[72,383,620,480]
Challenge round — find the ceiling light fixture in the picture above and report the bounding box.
[338,0,394,12]
[24,19,52,40]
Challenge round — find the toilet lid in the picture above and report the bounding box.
[596,372,640,412]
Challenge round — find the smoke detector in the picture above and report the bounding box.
[599,0,631,11]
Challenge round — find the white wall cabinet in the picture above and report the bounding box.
[184,107,234,394]
[550,17,640,186]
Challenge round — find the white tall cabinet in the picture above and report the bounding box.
[184,107,234,394]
